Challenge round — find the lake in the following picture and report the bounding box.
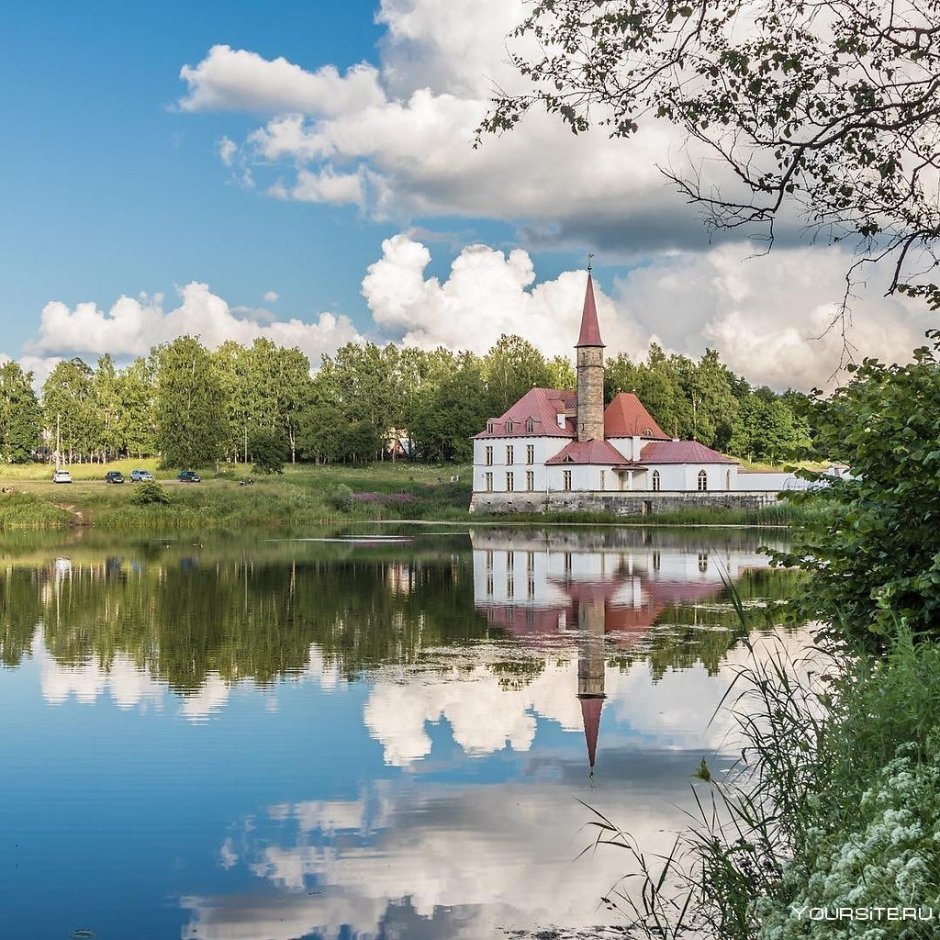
[0,525,798,940]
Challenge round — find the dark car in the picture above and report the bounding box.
[178,470,202,483]
[105,471,125,484]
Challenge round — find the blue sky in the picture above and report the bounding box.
[0,1,927,389]
[1,2,392,332]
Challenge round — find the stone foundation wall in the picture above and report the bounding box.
[469,490,781,515]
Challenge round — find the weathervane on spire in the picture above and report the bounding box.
[587,252,594,272]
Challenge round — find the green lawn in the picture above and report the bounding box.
[0,460,473,530]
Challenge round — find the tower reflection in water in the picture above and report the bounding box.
[471,528,766,776]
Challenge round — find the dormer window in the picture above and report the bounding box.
[563,455,574,463]
[505,420,514,433]
[487,422,494,434]
[556,413,565,429]
[525,418,534,433]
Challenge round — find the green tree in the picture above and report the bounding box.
[0,362,41,463]
[154,336,227,468]
[545,354,576,390]
[213,340,251,462]
[483,334,551,415]
[43,358,99,463]
[247,340,312,463]
[679,349,739,450]
[93,354,123,461]
[409,352,490,462]
[296,371,346,464]
[249,430,286,474]
[775,333,940,643]
[114,357,156,458]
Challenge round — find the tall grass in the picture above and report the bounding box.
[0,491,74,528]
[584,591,940,939]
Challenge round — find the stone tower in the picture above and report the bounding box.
[576,270,605,442]
[576,591,607,777]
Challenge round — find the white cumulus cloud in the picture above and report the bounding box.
[360,236,932,389]
[362,234,646,360]
[176,3,705,251]
[26,282,360,368]
[178,45,385,117]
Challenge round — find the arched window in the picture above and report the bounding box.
[651,470,661,492]
[697,469,708,492]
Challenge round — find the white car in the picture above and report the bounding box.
[52,469,73,484]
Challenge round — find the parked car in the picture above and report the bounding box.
[105,471,125,484]
[52,469,72,484]
[129,469,153,482]
[177,470,201,483]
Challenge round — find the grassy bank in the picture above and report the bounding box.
[0,460,807,530]
[0,461,473,530]
[604,622,940,939]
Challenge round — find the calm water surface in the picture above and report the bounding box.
[0,525,798,940]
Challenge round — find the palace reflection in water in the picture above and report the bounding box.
[472,529,775,777]
[0,527,798,939]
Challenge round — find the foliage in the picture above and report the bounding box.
[0,491,73,529]
[330,483,353,511]
[249,431,286,475]
[352,491,416,506]
[43,358,100,462]
[131,481,170,506]
[20,327,815,470]
[757,746,940,939]
[112,357,155,458]
[214,338,312,464]
[409,352,490,462]
[0,362,41,462]
[774,334,940,643]
[604,343,810,457]
[482,0,940,307]
[154,336,228,469]
[483,334,552,415]
[589,599,940,940]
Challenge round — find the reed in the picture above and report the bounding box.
[583,597,940,939]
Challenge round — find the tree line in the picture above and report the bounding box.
[0,333,817,468]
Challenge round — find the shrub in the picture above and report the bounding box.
[773,331,940,644]
[132,481,170,505]
[250,431,286,475]
[330,483,353,511]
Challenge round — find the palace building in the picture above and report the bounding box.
[470,270,798,514]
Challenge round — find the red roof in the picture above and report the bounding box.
[639,440,738,464]
[604,393,669,439]
[579,696,604,770]
[474,387,576,438]
[576,273,605,348]
[546,439,630,465]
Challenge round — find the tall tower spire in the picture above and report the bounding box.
[577,592,607,782]
[576,269,605,441]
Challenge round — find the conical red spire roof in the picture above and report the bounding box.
[575,272,605,348]
[579,695,604,770]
